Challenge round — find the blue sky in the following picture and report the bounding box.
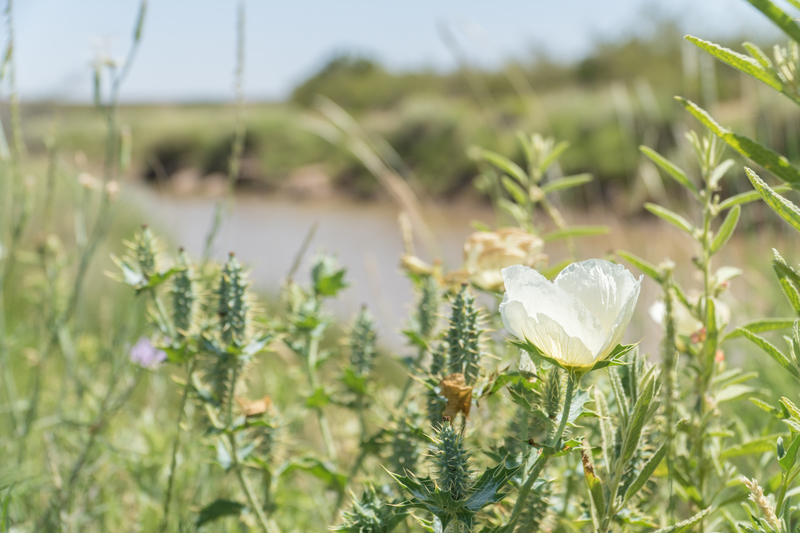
[14,0,783,102]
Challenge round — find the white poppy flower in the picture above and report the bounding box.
[500,259,641,370]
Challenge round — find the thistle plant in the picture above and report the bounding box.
[391,420,518,532]
[446,284,482,387]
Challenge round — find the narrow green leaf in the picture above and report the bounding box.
[710,205,740,255]
[617,250,663,283]
[541,173,593,194]
[745,0,800,44]
[594,388,615,472]
[779,434,800,471]
[609,368,630,428]
[539,140,570,174]
[645,203,695,235]
[746,167,800,232]
[722,319,794,341]
[743,42,773,69]
[621,375,655,464]
[717,185,791,211]
[738,328,800,379]
[501,176,528,205]
[685,36,782,91]
[677,98,800,186]
[720,434,780,460]
[581,445,606,529]
[624,443,666,503]
[653,507,711,533]
[196,499,245,527]
[773,257,800,315]
[640,146,699,197]
[543,225,609,242]
[479,149,529,185]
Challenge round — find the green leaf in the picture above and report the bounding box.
[744,0,800,44]
[644,203,695,235]
[778,434,800,471]
[685,36,782,91]
[722,319,794,341]
[542,225,609,242]
[703,299,720,381]
[463,462,519,511]
[677,98,800,186]
[710,205,740,255]
[539,140,570,173]
[718,185,792,211]
[305,387,332,409]
[620,374,656,464]
[720,435,779,460]
[277,457,346,491]
[594,388,615,472]
[540,173,593,194]
[746,167,800,232]
[624,442,666,503]
[738,327,800,380]
[640,146,699,197]
[617,250,663,283]
[582,446,605,528]
[341,367,369,395]
[479,149,529,185]
[653,507,711,533]
[501,176,528,205]
[196,499,245,527]
[773,254,800,314]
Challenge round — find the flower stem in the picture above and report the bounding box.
[505,371,576,530]
[158,356,195,533]
[306,336,337,463]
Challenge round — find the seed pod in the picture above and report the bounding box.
[433,422,472,502]
[171,248,196,339]
[446,285,482,385]
[349,307,377,377]
[218,253,249,346]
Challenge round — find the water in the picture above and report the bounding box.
[130,184,785,356]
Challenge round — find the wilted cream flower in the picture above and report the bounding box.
[106,180,120,200]
[500,260,641,370]
[460,227,546,292]
[78,172,101,191]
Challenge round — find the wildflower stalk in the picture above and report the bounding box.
[307,335,337,463]
[158,356,196,533]
[505,370,576,530]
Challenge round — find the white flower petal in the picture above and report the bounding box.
[501,265,606,357]
[501,300,595,368]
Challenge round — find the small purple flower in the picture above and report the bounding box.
[130,337,167,369]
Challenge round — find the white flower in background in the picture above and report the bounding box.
[649,296,730,337]
[461,228,546,292]
[500,260,641,370]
